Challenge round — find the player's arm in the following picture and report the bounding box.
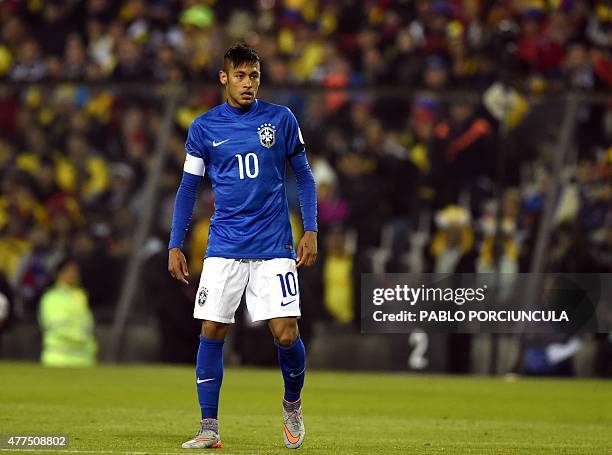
[289,151,318,267]
[168,123,207,284]
[168,169,201,284]
[284,107,317,267]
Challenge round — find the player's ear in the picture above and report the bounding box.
[219,70,227,86]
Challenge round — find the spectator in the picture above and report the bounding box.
[10,39,46,82]
[64,34,88,81]
[431,100,494,209]
[112,38,150,81]
[56,133,109,204]
[428,205,477,273]
[35,1,73,58]
[38,257,97,367]
[423,55,449,90]
[322,225,354,324]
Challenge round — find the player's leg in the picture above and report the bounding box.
[245,258,305,449]
[269,317,305,402]
[269,317,306,449]
[183,258,248,449]
[186,321,228,449]
[197,321,229,422]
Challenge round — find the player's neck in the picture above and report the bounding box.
[225,98,257,115]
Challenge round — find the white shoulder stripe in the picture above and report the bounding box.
[184,154,205,176]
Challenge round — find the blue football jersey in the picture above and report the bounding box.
[184,99,305,259]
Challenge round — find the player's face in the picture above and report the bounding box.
[220,62,261,108]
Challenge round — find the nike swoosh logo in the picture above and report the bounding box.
[281,299,296,307]
[289,367,305,378]
[196,378,215,384]
[212,139,230,147]
[283,425,301,445]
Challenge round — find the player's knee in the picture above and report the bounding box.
[202,320,229,340]
[276,326,299,346]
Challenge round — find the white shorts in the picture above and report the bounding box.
[194,257,301,323]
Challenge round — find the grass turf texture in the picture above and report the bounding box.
[0,362,610,454]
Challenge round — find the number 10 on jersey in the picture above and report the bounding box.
[235,153,259,179]
[277,272,298,298]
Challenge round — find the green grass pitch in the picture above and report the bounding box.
[0,362,611,454]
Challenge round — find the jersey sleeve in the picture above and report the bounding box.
[285,108,317,232]
[284,107,306,158]
[184,120,207,176]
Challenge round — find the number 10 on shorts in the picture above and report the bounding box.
[277,272,298,298]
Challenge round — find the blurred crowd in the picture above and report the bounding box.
[0,0,610,369]
[288,86,611,327]
[0,84,160,320]
[2,82,607,322]
[0,0,610,90]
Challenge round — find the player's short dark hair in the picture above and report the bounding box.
[223,43,259,72]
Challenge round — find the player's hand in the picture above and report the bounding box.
[296,231,318,267]
[168,248,190,285]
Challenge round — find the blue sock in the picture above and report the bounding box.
[196,335,224,419]
[276,335,306,403]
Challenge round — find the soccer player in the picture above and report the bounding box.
[167,43,317,450]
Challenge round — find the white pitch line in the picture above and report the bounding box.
[0,450,252,455]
